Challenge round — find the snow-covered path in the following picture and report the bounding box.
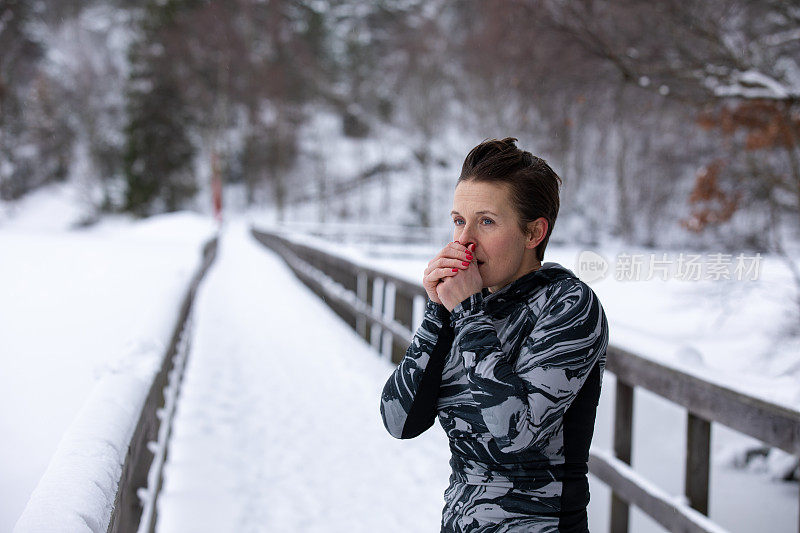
[155,221,451,532]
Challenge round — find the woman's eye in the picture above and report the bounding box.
[453,218,492,226]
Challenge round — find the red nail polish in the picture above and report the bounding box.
[452,268,458,272]
[466,254,473,260]
[462,261,469,266]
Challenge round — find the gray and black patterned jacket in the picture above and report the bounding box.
[380,262,609,530]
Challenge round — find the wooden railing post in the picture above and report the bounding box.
[392,290,414,364]
[356,272,368,338]
[411,295,425,332]
[686,412,711,515]
[611,380,634,533]
[382,281,396,359]
[370,277,385,351]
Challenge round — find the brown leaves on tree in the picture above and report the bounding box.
[697,100,799,151]
[687,98,800,233]
[680,160,742,233]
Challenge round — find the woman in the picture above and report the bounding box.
[380,138,609,532]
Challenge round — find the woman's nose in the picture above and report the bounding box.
[456,223,478,247]
[459,230,476,248]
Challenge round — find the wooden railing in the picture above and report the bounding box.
[252,226,800,533]
[108,235,218,533]
[251,228,425,364]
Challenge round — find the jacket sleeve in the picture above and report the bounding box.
[380,299,454,439]
[451,280,609,454]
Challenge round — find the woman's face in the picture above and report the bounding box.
[451,179,542,293]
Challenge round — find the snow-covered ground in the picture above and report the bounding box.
[1,185,217,532]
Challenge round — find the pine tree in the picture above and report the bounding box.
[122,0,199,216]
[0,0,44,200]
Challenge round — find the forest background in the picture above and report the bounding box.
[2,0,799,275]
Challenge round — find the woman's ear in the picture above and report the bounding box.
[525,218,547,250]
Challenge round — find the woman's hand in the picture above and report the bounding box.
[436,243,482,311]
[423,241,474,304]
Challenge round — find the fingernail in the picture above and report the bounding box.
[466,254,473,260]
[462,261,469,266]
[452,268,458,272]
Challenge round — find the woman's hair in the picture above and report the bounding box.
[458,137,562,262]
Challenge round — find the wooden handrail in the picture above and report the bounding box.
[256,230,416,343]
[251,227,426,363]
[588,449,725,533]
[607,345,800,455]
[107,235,218,533]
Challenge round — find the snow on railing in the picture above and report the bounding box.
[14,236,219,533]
